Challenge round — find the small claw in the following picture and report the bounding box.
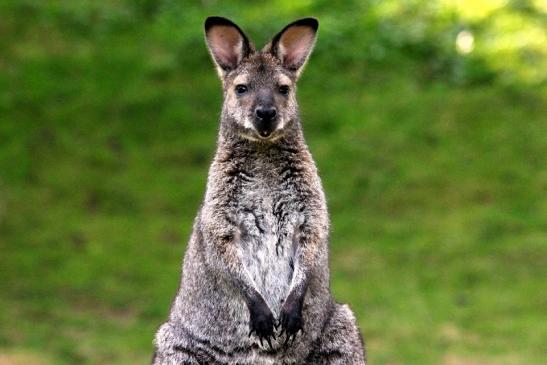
[290,333,297,346]
[248,329,254,337]
[267,336,273,350]
[284,334,291,347]
[259,336,264,347]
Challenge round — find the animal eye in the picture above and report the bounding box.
[278,85,290,95]
[235,84,248,95]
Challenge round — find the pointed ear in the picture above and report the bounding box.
[265,18,318,76]
[204,17,254,76]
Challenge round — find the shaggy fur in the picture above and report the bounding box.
[152,17,366,364]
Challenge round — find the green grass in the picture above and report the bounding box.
[1,1,546,364]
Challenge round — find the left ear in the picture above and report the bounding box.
[264,18,319,76]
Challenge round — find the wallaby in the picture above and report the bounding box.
[152,17,366,365]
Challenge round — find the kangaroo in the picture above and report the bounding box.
[152,17,366,365]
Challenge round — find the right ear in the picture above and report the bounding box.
[204,17,253,77]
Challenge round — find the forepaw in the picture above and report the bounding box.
[248,297,276,349]
[279,297,303,346]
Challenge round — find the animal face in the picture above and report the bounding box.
[205,17,318,141]
[221,54,296,140]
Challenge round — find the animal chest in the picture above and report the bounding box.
[235,179,302,315]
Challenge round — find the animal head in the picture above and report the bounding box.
[204,17,318,141]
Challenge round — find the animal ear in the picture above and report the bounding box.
[265,18,318,76]
[204,17,254,76]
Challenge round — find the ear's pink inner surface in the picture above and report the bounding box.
[208,25,243,67]
[278,25,315,68]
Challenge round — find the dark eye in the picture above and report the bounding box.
[235,84,248,95]
[278,85,290,95]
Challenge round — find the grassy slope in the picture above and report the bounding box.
[1,1,546,364]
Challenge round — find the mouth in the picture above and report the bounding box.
[239,127,277,142]
[253,119,280,140]
[257,130,273,139]
[240,116,283,141]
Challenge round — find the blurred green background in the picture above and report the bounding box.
[1,0,546,364]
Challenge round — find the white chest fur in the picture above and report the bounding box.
[236,191,299,316]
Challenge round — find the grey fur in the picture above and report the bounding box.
[152,17,366,365]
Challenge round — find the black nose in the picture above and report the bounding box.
[255,107,277,122]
